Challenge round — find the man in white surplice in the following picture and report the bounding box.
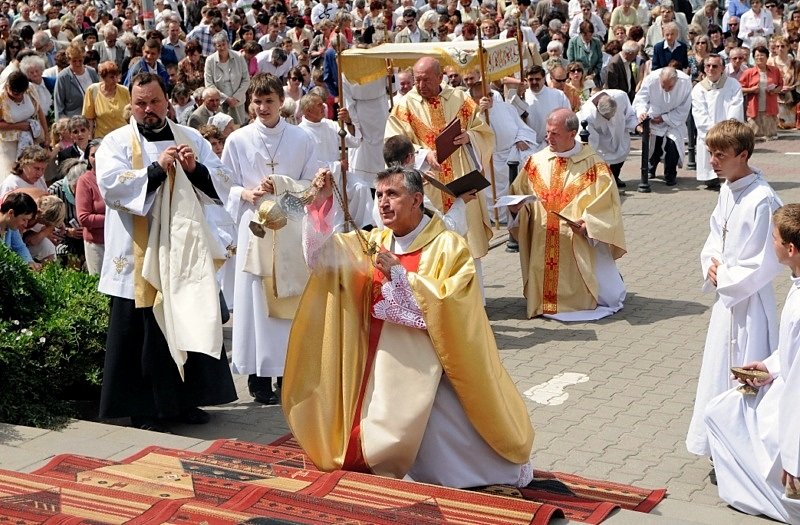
[691,54,744,190]
[221,73,319,405]
[468,81,538,223]
[704,203,800,524]
[576,89,638,189]
[632,66,692,186]
[298,91,373,228]
[96,72,237,431]
[342,76,389,190]
[508,64,570,145]
[686,119,782,464]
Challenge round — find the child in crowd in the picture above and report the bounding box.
[0,192,40,270]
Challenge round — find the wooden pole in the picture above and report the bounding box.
[516,16,525,82]
[476,25,500,229]
[384,27,394,110]
[335,28,351,229]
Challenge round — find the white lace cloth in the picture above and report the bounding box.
[373,265,427,330]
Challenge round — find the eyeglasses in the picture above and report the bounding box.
[552,76,567,82]
[569,68,582,73]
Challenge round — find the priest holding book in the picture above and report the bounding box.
[385,57,495,263]
[508,108,627,321]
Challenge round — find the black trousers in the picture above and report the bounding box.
[610,162,624,180]
[649,135,679,183]
[99,297,237,420]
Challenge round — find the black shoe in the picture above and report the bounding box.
[648,171,656,179]
[252,390,279,405]
[506,239,519,253]
[615,178,627,188]
[130,416,169,433]
[665,178,677,186]
[709,467,717,486]
[176,407,211,425]
[705,179,721,190]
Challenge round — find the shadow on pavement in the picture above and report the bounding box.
[600,292,707,325]
[491,323,598,350]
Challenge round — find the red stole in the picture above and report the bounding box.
[342,248,423,472]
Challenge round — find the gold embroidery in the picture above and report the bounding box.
[215,168,230,183]
[117,171,136,183]
[112,256,128,274]
[527,157,605,314]
[111,200,131,212]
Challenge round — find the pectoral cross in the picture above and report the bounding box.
[264,159,278,173]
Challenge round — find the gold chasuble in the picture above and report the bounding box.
[510,145,626,319]
[283,216,533,476]
[385,85,495,259]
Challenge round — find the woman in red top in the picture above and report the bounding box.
[75,139,104,275]
[739,45,784,140]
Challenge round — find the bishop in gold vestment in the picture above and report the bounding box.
[283,168,534,488]
[510,109,627,320]
[385,57,495,259]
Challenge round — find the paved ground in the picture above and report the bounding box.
[2,130,799,524]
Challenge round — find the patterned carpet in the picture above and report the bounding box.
[0,437,666,524]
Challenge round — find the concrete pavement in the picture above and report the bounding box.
[2,131,800,524]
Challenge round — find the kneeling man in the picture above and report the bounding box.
[509,108,627,320]
[282,167,534,488]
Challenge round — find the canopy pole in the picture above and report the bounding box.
[477,25,500,230]
[335,28,351,231]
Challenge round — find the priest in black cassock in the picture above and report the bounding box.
[95,72,237,432]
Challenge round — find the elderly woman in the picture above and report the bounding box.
[54,44,100,119]
[568,0,607,41]
[645,1,688,56]
[48,158,86,258]
[739,45,783,140]
[567,21,603,81]
[609,0,638,34]
[0,72,48,182]
[0,144,50,195]
[767,36,800,129]
[204,32,250,125]
[543,41,569,71]
[18,55,51,118]
[75,139,104,275]
[177,39,205,91]
[82,61,130,138]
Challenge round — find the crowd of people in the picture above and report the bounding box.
[0,0,799,521]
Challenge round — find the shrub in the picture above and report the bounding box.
[0,244,108,429]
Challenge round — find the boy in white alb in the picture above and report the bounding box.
[686,119,782,472]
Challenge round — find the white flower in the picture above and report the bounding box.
[39,337,46,343]
[11,320,19,325]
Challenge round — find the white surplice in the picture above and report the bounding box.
[509,86,571,144]
[299,118,374,228]
[481,100,538,223]
[221,118,319,377]
[342,76,389,188]
[705,276,800,524]
[96,122,232,300]
[686,171,782,456]
[576,89,638,166]
[691,77,745,181]
[633,69,693,169]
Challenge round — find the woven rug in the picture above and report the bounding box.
[270,434,667,524]
[0,437,666,525]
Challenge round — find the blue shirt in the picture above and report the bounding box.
[2,228,33,263]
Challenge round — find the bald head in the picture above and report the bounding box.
[412,56,443,99]
[546,108,579,152]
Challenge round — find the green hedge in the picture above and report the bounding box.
[0,244,108,429]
